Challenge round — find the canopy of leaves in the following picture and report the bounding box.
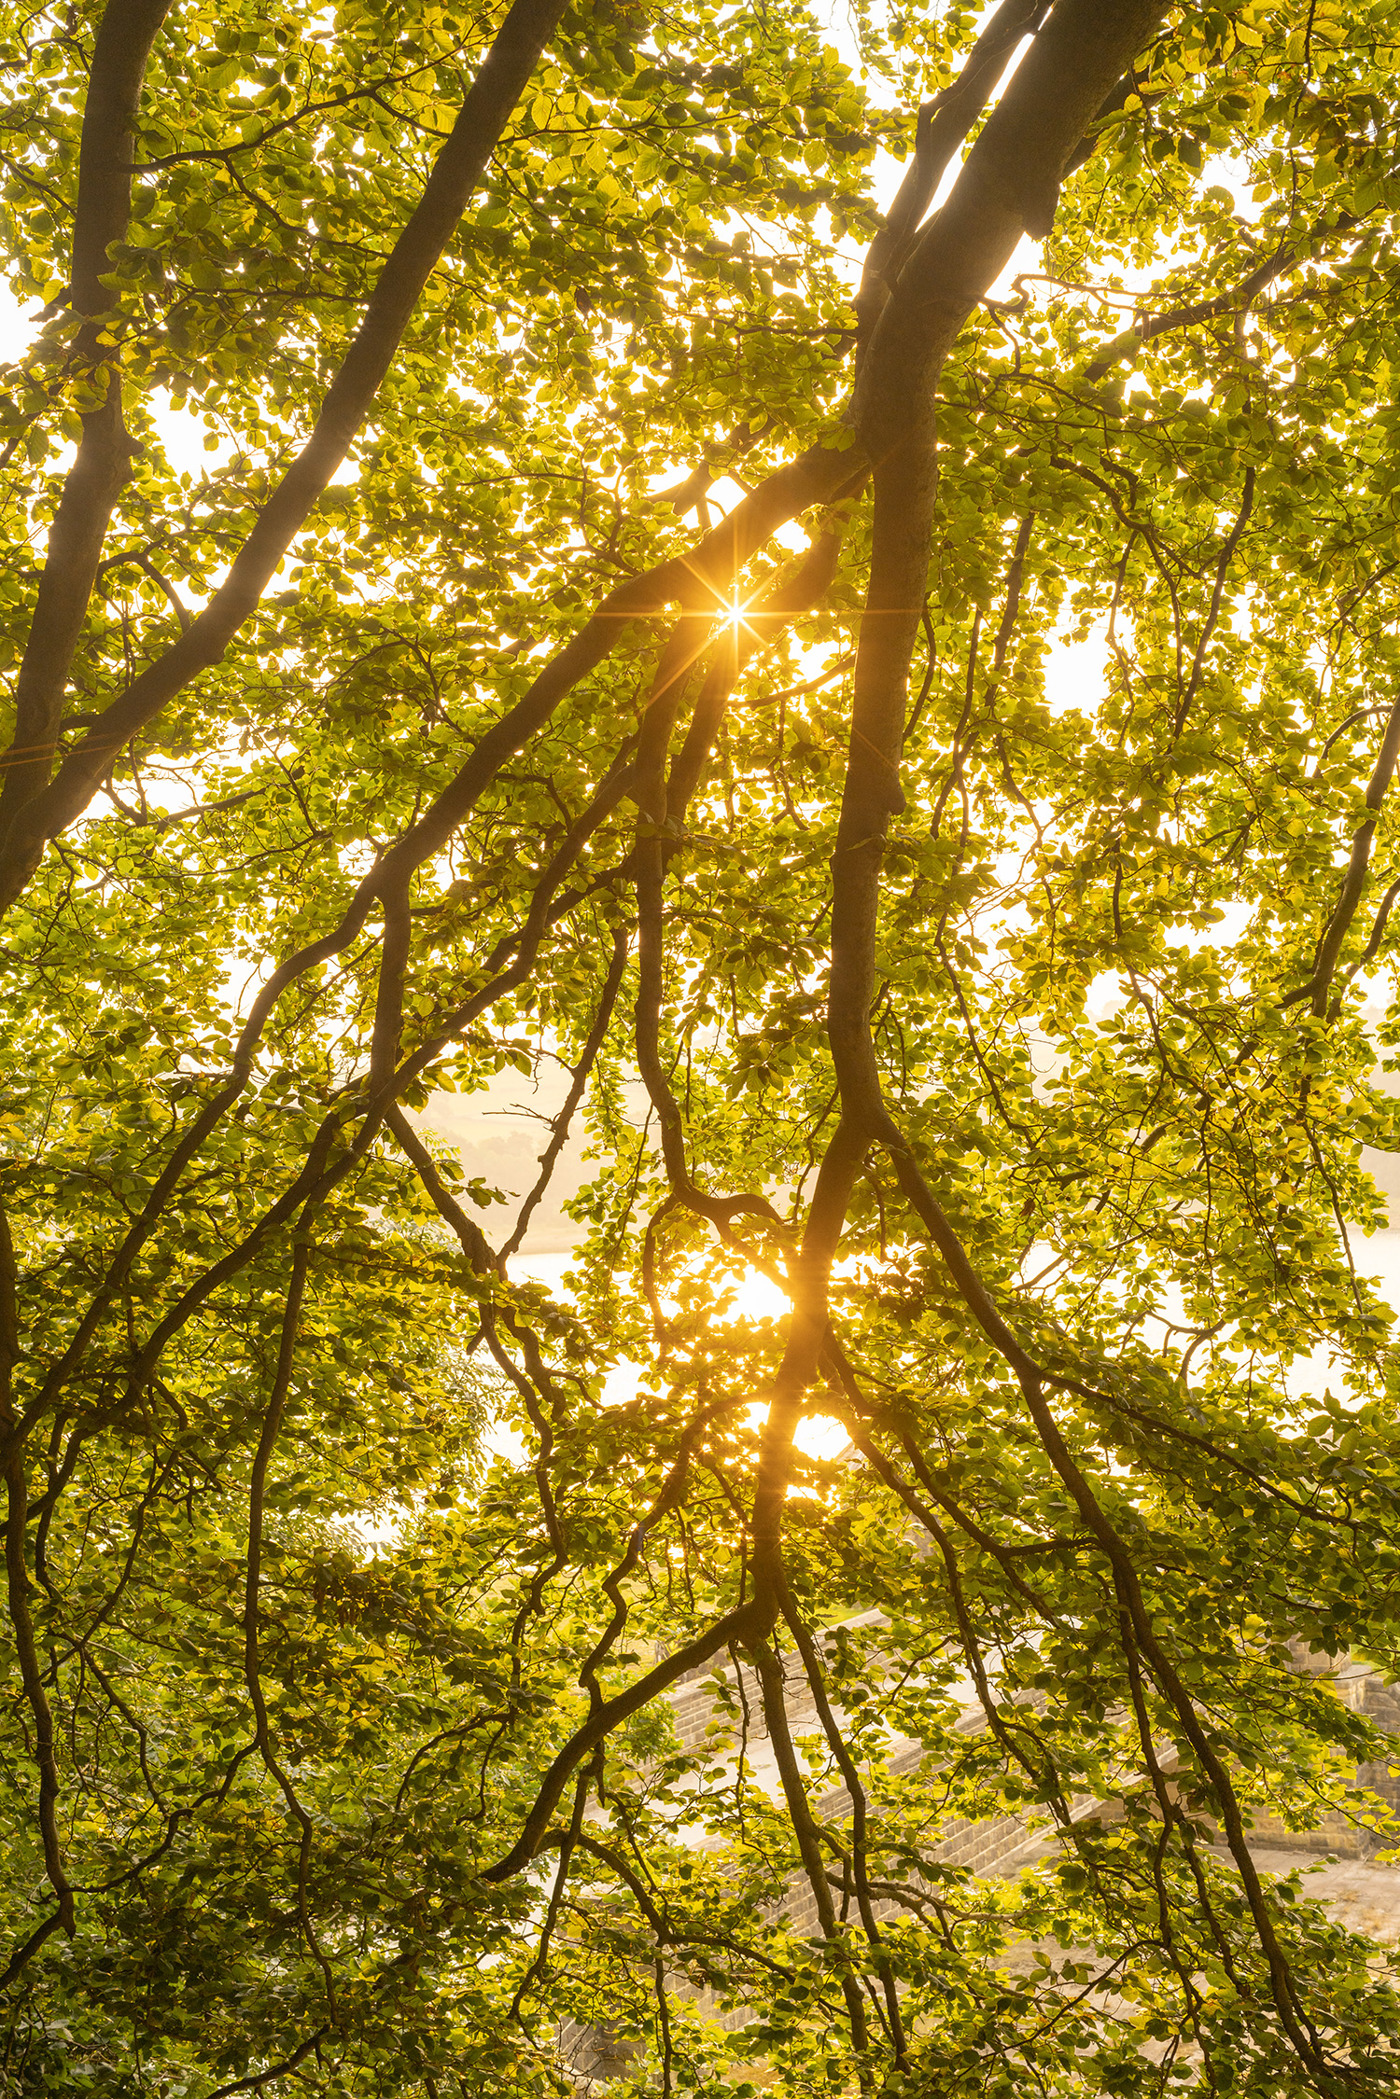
[3,0,1400,2092]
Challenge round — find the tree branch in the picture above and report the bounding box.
[0,0,575,908]
[0,0,174,831]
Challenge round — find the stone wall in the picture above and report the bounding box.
[560,1646,1400,2086]
[1242,1657,1400,1860]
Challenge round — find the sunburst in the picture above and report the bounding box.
[725,590,754,638]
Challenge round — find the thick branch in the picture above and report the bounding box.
[854,0,1050,351]
[0,0,574,907]
[0,0,174,829]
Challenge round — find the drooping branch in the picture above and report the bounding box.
[747,1637,872,2058]
[480,1591,765,1880]
[876,1115,1344,2080]
[0,1198,74,1947]
[631,525,855,1233]
[775,1586,907,2060]
[497,922,631,1265]
[1172,464,1254,737]
[384,1103,573,1664]
[241,1228,336,2013]
[4,1420,74,1940]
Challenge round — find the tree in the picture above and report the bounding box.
[2,0,1400,2087]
